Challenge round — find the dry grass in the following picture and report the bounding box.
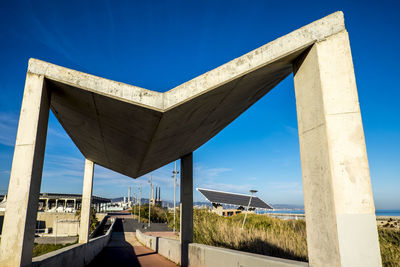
[190,209,400,266]
[378,228,400,267]
[32,242,75,257]
[192,209,308,261]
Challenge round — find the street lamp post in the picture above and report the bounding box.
[172,161,179,232]
[133,185,136,218]
[148,175,152,228]
[55,215,58,245]
[241,190,257,230]
[138,184,142,223]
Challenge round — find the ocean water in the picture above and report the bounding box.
[259,210,400,217]
[375,210,400,217]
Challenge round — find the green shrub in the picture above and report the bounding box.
[174,209,400,266]
[131,205,169,223]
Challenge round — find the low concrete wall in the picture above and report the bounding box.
[31,218,115,267]
[136,230,307,267]
[189,243,308,267]
[136,230,181,265]
[37,212,79,232]
[136,229,158,250]
[54,220,79,236]
[159,237,181,265]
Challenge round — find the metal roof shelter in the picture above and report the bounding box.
[197,188,272,209]
[0,12,382,267]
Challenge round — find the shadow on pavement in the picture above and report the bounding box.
[87,218,141,267]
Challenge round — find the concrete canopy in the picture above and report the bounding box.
[28,12,345,178]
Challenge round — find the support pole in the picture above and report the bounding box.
[0,73,50,266]
[79,159,94,243]
[138,185,142,223]
[180,153,193,267]
[173,161,178,232]
[148,175,152,227]
[293,30,381,266]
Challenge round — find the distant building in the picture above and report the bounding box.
[39,193,111,212]
[211,203,243,217]
[150,186,162,207]
[1,193,110,213]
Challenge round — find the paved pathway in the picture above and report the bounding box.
[88,217,177,267]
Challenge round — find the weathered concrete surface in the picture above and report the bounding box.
[293,30,381,266]
[180,153,193,267]
[188,243,308,267]
[36,212,79,230]
[0,73,50,267]
[54,220,79,237]
[159,236,181,265]
[79,159,94,243]
[137,230,307,267]
[31,217,115,267]
[26,12,345,178]
[136,229,181,265]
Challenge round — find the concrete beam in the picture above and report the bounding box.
[293,30,382,266]
[24,12,346,179]
[180,153,193,267]
[0,73,50,266]
[79,159,94,244]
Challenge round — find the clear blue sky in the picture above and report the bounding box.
[0,0,399,209]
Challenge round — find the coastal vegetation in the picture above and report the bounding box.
[191,209,307,261]
[169,209,400,266]
[378,227,400,267]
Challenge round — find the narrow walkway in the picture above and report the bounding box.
[88,218,177,267]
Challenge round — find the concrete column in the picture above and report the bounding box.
[180,153,193,267]
[293,30,381,266]
[0,73,50,267]
[79,159,94,243]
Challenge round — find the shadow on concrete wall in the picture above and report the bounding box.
[0,215,3,235]
[232,238,308,262]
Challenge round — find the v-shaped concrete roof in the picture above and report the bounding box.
[28,12,345,178]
